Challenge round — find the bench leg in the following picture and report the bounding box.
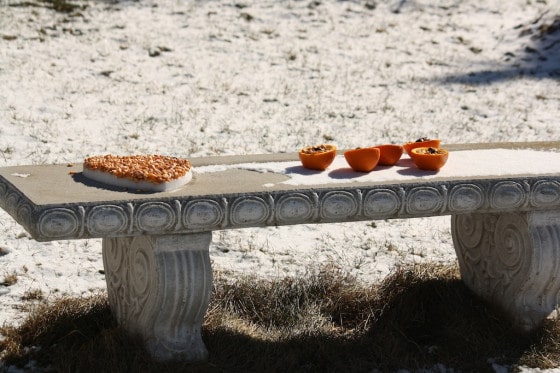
[452,211,560,332]
[102,232,212,361]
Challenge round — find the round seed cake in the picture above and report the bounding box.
[83,154,192,192]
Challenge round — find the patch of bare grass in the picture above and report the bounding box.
[20,288,44,302]
[1,262,559,372]
[1,271,18,287]
[9,0,86,13]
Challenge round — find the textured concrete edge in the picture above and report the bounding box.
[2,175,559,241]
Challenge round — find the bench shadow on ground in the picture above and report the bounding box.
[6,266,551,372]
[438,13,560,85]
[200,275,545,373]
[148,276,534,371]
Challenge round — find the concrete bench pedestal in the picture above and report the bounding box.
[453,210,560,332]
[102,233,212,361]
[1,141,560,361]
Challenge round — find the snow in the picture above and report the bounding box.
[1,0,559,370]
[196,148,560,186]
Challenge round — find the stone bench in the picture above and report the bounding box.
[1,141,560,362]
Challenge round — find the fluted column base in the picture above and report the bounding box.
[452,211,560,332]
[102,232,212,361]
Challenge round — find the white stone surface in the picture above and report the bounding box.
[197,149,560,186]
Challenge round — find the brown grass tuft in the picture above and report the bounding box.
[21,288,44,302]
[1,262,560,372]
[1,271,18,286]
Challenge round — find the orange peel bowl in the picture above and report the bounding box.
[403,138,441,157]
[298,144,337,171]
[410,147,449,171]
[344,147,380,172]
[374,144,403,166]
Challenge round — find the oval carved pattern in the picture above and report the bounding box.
[406,187,443,215]
[102,236,157,327]
[183,199,223,229]
[490,181,525,209]
[493,213,531,273]
[38,208,79,238]
[452,213,510,300]
[136,202,175,232]
[103,237,127,283]
[230,196,269,226]
[5,191,20,216]
[16,202,33,231]
[453,214,486,254]
[530,180,560,208]
[88,205,128,236]
[0,182,7,208]
[363,189,400,218]
[320,191,358,220]
[102,237,128,323]
[129,236,157,322]
[275,193,314,223]
[449,184,485,212]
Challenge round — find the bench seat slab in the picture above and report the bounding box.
[452,210,560,332]
[102,232,212,361]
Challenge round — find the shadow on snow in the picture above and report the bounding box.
[440,11,560,85]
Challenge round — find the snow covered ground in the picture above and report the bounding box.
[1,0,559,370]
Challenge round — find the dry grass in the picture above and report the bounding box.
[9,0,85,13]
[1,271,18,287]
[1,262,559,372]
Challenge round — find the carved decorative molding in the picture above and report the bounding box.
[452,210,560,331]
[275,193,315,223]
[102,233,213,361]
[1,177,560,240]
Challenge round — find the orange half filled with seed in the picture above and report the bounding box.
[403,137,441,157]
[410,147,449,171]
[299,144,337,171]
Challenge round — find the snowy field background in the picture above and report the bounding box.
[0,0,559,370]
